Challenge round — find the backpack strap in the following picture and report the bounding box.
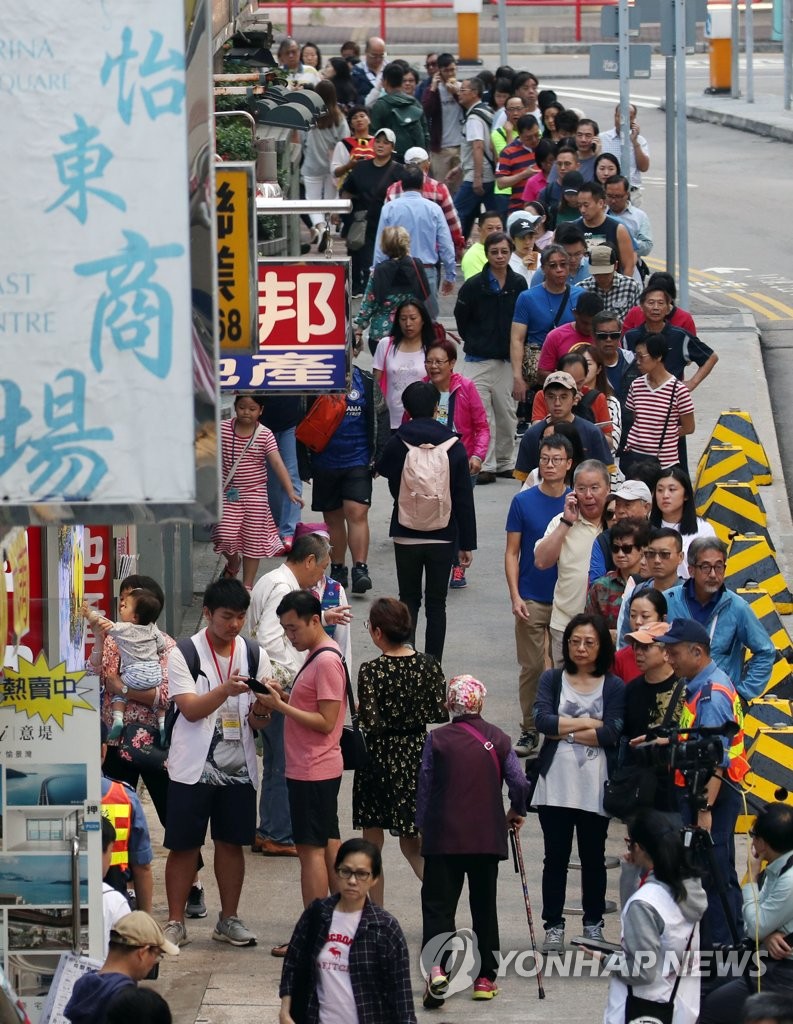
[175,638,204,682]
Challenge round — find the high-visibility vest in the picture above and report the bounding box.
[675,680,750,787]
[102,780,132,871]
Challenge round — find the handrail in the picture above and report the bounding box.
[70,834,82,954]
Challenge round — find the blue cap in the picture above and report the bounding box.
[655,618,711,648]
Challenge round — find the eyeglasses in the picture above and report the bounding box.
[570,637,598,649]
[693,562,726,574]
[538,455,567,466]
[611,543,637,554]
[337,866,372,882]
[605,509,616,521]
[644,548,674,560]
[424,359,449,366]
[595,331,621,341]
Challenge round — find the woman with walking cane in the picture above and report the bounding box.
[416,675,530,1009]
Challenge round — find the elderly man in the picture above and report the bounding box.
[384,146,465,259]
[534,458,610,664]
[604,175,653,259]
[664,537,775,700]
[656,618,749,948]
[351,35,387,104]
[588,478,652,584]
[374,163,456,318]
[580,243,640,320]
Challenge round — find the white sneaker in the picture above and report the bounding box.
[213,914,257,947]
[162,920,189,947]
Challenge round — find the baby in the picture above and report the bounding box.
[83,589,167,743]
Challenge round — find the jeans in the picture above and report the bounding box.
[257,712,294,845]
[537,804,610,927]
[699,960,793,1024]
[454,180,496,240]
[679,782,743,947]
[267,427,302,540]
[421,854,501,982]
[393,541,455,664]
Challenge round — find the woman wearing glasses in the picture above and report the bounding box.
[351,598,447,906]
[585,517,650,631]
[279,838,416,1024]
[532,613,625,953]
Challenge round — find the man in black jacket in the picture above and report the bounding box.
[376,381,477,664]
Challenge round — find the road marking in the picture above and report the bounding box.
[750,293,793,318]
[726,292,783,321]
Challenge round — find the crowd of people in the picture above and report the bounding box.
[72,37,793,1024]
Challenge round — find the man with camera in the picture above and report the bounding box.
[656,618,750,948]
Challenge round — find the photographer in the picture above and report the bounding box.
[699,803,793,1024]
[655,619,750,948]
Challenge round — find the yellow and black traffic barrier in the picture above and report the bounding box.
[701,482,773,547]
[736,725,793,833]
[738,585,793,698]
[694,445,756,515]
[727,533,793,614]
[744,698,793,741]
[706,410,772,485]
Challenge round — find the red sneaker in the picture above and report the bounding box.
[472,977,499,1000]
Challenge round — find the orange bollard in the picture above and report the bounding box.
[454,0,483,64]
[705,6,732,94]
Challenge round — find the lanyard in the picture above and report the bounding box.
[206,632,235,686]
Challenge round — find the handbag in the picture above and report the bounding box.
[118,722,168,771]
[522,285,570,389]
[339,658,369,771]
[346,209,367,251]
[624,925,694,1024]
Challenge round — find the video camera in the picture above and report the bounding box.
[632,722,737,777]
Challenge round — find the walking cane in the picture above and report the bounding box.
[509,825,545,999]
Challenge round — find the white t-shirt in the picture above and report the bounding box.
[102,883,130,957]
[462,109,495,183]
[316,908,363,1024]
[372,337,428,427]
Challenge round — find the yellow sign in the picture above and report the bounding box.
[216,164,256,352]
[1,652,93,727]
[7,528,30,639]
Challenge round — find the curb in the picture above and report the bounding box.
[685,103,793,144]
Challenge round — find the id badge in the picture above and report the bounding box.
[226,487,240,503]
[221,715,241,741]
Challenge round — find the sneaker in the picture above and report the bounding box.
[477,471,496,485]
[351,562,372,594]
[514,730,539,757]
[316,223,330,253]
[472,977,499,1000]
[162,920,189,947]
[583,921,605,942]
[352,289,364,299]
[185,883,207,919]
[428,965,449,997]
[449,565,467,589]
[213,914,257,947]
[422,982,445,1010]
[330,563,349,588]
[515,422,528,438]
[542,925,565,952]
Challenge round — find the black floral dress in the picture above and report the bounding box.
[352,652,448,836]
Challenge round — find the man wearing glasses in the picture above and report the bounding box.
[415,52,439,101]
[614,526,684,649]
[664,537,775,700]
[592,310,635,399]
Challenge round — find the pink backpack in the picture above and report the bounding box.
[397,437,458,532]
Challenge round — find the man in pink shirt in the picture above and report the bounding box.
[537,291,604,384]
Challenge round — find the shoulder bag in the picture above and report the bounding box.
[456,719,503,781]
[295,646,369,770]
[624,925,695,1024]
[223,424,262,499]
[522,285,570,390]
[619,378,679,476]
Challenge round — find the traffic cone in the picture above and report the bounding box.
[745,698,793,741]
[700,482,773,547]
[706,410,772,485]
[737,726,793,833]
[694,445,755,515]
[727,534,793,614]
[735,586,793,698]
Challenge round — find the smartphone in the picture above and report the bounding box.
[246,677,270,695]
[570,937,622,955]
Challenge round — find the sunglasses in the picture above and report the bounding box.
[611,543,637,554]
[595,331,622,341]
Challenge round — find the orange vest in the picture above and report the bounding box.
[102,780,132,871]
[675,680,749,787]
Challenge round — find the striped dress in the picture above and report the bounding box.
[212,419,282,558]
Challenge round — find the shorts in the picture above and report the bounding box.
[163,779,256,850]
[287,776,342,847]
[311,465,372,512]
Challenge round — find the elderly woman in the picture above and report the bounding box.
[352,598,447,906]
[532,612,625,952]
[417,676,530,1009]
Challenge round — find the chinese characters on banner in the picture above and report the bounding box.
[215,165,256,352]
[0,1,195,507]
[219,260,351,394]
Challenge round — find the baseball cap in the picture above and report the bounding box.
[506,210,541,235]
[404,146,429,164]
[612,480,652,503]
[374,127,396,144]
[543,371,578,393]
[655,618,712,648]
[110,912,180,956]
[561,170,584,194]
[508,215,539,240]
[625,621,672,645]
[589,244,617,272]
[293,522,330,541]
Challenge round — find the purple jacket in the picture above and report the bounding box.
[416,714,530,858]
[419,372,490,462]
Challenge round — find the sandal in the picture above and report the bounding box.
[271,941,290,958]
[221,553,241,579]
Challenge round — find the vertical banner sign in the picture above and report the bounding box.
[0,1,195,507]
[81,529,113,665]
[219,259,352,394]
[216,164,257,353]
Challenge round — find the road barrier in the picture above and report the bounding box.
[694,444,755,514]
[700,480,772,548]
[704,410,772,485]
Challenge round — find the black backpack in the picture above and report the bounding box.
[575,388,600,424]
[162,637,261,746]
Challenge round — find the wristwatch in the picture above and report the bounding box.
[121,683,128,695]
[566,732,575,744]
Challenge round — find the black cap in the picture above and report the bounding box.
[655,618,712,648]
[561,170,585,194]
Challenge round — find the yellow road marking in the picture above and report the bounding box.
[725,292,782,321]
[751,293,793,318]
[637,260,792,320]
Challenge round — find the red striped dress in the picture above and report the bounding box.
[212,419,282,558]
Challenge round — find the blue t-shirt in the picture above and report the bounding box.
[313,368,370,469]
[604,350,634,396]
[512,285,583,347]
[530,263,590,288]
[505,485,568,603]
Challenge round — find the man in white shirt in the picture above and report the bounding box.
[598,103,650,204]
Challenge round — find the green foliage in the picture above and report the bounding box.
[215,119,255,162]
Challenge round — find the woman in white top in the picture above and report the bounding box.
[302,80,349,251]
[603,809,706,1024]
[649,466,716,580]
[372,299,435,429]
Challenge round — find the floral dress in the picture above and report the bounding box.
[355,278,417,347]
[352,652,447,836]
